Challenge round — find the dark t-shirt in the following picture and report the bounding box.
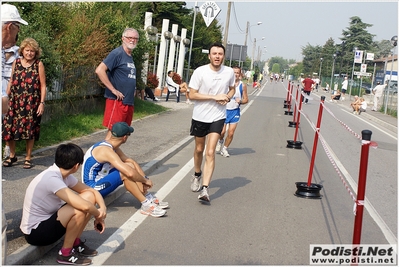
[103,46,136,106]
[302,78,315,92]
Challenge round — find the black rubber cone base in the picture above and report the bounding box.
[286,140,302,149]
[294,182,323,199]
[283,104,291,109]
[284,111,293,115]
[284,100,288,104]
[288,121,297,127]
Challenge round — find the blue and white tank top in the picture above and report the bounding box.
[82,141,114,186]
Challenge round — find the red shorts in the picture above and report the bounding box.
[103,99,134,130]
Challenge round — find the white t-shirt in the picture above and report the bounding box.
[189,64,234,122]
[361,100,367,110]
[20,163,78,234]
[342,79,348,90]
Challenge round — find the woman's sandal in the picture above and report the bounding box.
[23,160,33,169]
[3,156,17,167]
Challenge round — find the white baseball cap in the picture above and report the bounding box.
[1,4,28,25]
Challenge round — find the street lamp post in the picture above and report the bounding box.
[186,2,198,82]
[319,57,323,82]
[384,35,398,115]
[349,47,358,100]
[338,41,345,78]
[146,25,158,74]
[244,21,262,47]
[163,31,173,86]
[330,53,336,93]
[173,35,181,72]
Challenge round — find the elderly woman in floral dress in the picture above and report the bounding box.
[2,38,46,169]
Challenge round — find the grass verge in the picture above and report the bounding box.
[13,98,167,155]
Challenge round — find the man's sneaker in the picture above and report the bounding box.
[216,139,224,153]
[198,187,210,202]
[190,174,201,192]
[153,97,160,101]
[57,249,92,265]
[74,240,98,257]
[140,203,166,217]
[152,198,169,209]
[220,147,230,157]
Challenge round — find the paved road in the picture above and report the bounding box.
[3,81,397,265]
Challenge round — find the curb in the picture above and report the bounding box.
[5,135,194,265]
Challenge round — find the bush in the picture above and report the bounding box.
[147,72,159,89]
[172,72,182,84]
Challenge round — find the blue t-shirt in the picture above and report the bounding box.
[103,46,136,106]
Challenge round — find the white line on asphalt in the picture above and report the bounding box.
[93,84,262,264]
[301,111,397,246]
[92,153,195,265]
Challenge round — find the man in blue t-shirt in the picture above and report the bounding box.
[95,28,139,140]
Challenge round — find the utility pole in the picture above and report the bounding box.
[222,2,231,48]
[251,38,256,70]
[244,21,249,47]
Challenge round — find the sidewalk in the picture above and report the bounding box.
[4,94,195,265]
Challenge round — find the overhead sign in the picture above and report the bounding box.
[225,44,247,62]
[200,1,221,27]
[366,53,375,61]
[354,71,371,77]
[354,50,363,64]
[360,64,367,73]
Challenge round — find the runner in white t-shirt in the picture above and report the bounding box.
[188,43,235,202]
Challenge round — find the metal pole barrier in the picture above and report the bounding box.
[287,89,303,149]
[352,130,372,245]
[293,96,325,198]
[284,81,290,105]
[288,84,299,127]
[307,96,325,186]
[285,82,293,115]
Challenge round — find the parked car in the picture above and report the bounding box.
[361,84,372,94]
[386,80,397,94]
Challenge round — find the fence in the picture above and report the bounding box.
[42,66,105,123]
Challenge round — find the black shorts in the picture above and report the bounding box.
[190,119,225,137]
[25,210,66,246]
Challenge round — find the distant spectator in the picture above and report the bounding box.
[329,89,341,102]
[341,76,348,100]
[371,81,387,111]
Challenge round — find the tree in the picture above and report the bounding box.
[268,56,289,74]
[339,16,375,75]
[271,63,280,74]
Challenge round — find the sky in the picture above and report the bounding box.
[185,1,398,62]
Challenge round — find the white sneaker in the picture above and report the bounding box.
[216,139,224,153]
[153,97,160,101]
[140,203,166,217]
[146,193,169,209]
[152,198,169,209]
[342,97,345,101]
[190,174,201,192]
[198,187,210,202]
[220,147,230,157]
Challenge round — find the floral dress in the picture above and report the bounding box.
[2,58,42,141]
